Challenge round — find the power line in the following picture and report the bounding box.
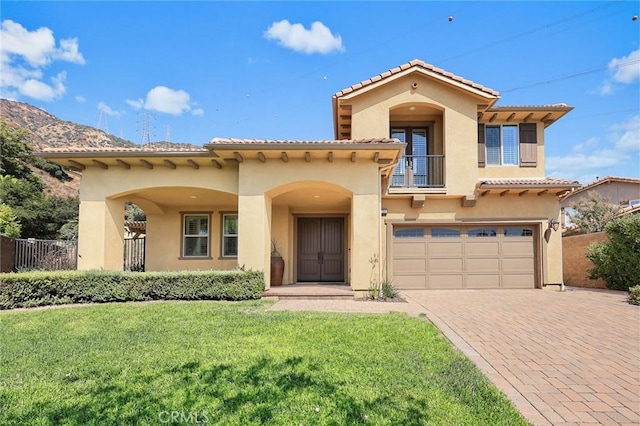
[500,58,640,93]
[437,1,625,64]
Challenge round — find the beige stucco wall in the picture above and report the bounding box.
[349,74,481,196]
[381,193,564,285]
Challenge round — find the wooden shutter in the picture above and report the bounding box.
[477,124,486,167]
[519,123,537,167]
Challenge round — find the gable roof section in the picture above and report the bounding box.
[334,59,500,100]
[560,176,640,201]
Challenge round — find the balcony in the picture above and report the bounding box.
[391,155,444,188]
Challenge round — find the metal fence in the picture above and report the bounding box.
[124,237,146,271]
[14,238,78,271]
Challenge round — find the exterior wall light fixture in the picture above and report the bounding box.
[381,208,389,217]
[548,219,560,232]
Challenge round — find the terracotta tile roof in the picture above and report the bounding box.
[488,104,572,110]
[207,137,401,145]
[334,59,500,98]
[478,178,580,188]
[41,146,208,154]
[560,176,640,199]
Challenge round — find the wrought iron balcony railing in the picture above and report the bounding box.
[391,155,444,188]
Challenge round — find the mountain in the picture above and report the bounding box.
[0,99,201,198]
[0,99,136,150]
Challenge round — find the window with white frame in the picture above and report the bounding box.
[222,214,238,257]
[183,214,210,257]
[486,125,519,166]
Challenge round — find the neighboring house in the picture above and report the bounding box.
[560,176,640,229]
[38,59,580,295]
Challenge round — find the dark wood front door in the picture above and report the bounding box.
[297,217,344,282]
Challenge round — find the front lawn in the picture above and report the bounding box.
[0,301,529,425]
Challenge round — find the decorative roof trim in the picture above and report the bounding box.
[477,178,581,189]
[205,137,404,149]
[334,59,500,100]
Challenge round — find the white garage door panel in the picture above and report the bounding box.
[394,258,427,273]
[394,241,426,256]
[429,258,464,271]
[502,257,534,272]
[467,274,501,288]
[394,274,427,289]
[503,240,533,256]
[429,274,464,289]
[431,241,463,255]
[466,258,500,272]
[502,274,535,288]
[466,241,500,255]
[392,225,535,289]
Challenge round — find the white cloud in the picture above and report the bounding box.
[0,20,84,101]
[128,86,202,116]
[126,98,144,109]
[609,48,640,84]
[144,86,192,115]
[609,114,640,152]
[599,48,640,95]
[98,101,121,117]
[548,116,639,182]
[20,71,66,102]
[547,149,624,175]
[264,20,344,54]
[75,95,85,103]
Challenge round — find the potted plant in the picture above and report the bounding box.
[270,239,285,286]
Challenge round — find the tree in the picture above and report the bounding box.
[125,202,146,221]
[0,121,33,180]
[0,203,21,238]
[587,214,640,291]
[568,191,622,234]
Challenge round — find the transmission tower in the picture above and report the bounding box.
[97,110,109,134]
[137,112,155,145]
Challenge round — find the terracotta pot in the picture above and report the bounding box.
[270,256,284,286]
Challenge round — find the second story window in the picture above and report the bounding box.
[486,125,519,166]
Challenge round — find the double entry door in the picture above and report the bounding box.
[297,217,345,282]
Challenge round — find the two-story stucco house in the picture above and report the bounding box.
[40,59,580,296]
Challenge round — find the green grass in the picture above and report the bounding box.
[0,301,530,425]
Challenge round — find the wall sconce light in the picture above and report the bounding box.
[381,208,389,217]
[548,219,560,232]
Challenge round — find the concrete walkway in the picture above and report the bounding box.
[270,287,639,426]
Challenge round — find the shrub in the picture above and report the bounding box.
[0,270,264,310]
[629,285,640,306]
[381,279,399,300]
[587,214,640,291]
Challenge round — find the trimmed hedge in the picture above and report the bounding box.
[0,270,264,310]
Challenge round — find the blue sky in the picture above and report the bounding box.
[1,1,638,184]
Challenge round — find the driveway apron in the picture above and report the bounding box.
[404,288,639,426]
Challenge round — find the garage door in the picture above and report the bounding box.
[392,225,535,289]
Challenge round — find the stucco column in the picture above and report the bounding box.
[238,194,272,289]
[77,198,124,270]
[350,193,381,294]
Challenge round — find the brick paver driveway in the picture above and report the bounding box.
[404,288,639,426]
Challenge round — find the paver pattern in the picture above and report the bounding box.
[404,288,640,426]
[270,287,639,425]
